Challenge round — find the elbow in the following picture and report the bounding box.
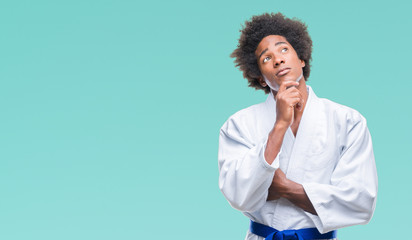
[219,182,264,213]
[362,182,378,223]
[229,197,263,213]
[227,197,264,213]
[218,160,273,213]
[363,192,377,224]
[354,188,378,225]
[357,206,375,226]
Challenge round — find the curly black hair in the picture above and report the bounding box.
[230,13,313,94]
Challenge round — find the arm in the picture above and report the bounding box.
[218,81,303,212]
[265,80,304,164]
[267,169,317,215]
[265,81,315,213]
[218,119,281,212]
[268,114,377,232]
[302,115,378,233]
[264,123,287,165]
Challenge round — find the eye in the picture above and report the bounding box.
[263,56,271,63]
[281,47,288,53]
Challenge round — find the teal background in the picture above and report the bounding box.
[1,0,410,239]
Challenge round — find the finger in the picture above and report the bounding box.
[287,89,304,111]
[287,97,302,108]
[277,89,301,104]
[284,89,301,97]
[282,85,303,96]
[296,102,302,111]
[278,81,299,92]
[280,91,301,102]
[298,98,305,111]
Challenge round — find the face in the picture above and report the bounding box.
[255,35,305,91]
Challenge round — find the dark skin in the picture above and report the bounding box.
[255,35,317,215]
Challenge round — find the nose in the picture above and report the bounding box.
[273,56,285,67]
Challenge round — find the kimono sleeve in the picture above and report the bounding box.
[302,115,378,233]
[218,116,280,213]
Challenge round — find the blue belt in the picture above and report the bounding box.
[250,220,337,240]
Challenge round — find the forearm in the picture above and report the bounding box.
[282,179,317,215]
[265,123,288,165]
[267,169,317,215]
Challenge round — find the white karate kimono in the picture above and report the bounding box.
[218,86,378,240]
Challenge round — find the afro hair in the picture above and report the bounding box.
[230,13,313,94]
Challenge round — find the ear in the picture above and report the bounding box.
[301,60,306,67]
[258,76,267,87]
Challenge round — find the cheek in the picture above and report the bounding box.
[261,62,274,71]
[292,56,304,67]
[258,65,269,76]
[257,63,264,73]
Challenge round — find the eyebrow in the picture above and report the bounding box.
[258,41,288,59]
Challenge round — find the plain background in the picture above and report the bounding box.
[1,0,411,239]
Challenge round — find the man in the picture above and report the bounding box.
[218,13,378,240]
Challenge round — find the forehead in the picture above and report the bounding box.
[255,35,290,55]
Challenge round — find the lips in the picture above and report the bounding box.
[276,68,291,76]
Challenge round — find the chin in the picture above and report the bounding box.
[286,74,300,82]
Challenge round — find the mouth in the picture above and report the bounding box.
[276,68,291,77]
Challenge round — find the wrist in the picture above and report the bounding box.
[279,178,292,198]
[274,121,289,132]
[267,122,288,144]
[282,179,301,199]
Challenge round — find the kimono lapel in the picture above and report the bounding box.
[284,86,323,183]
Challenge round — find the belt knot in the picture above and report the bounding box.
[267,229,303,240]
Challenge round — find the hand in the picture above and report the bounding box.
[267,169,318,215]
[267,169,289,201]
[275,81,304,127]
